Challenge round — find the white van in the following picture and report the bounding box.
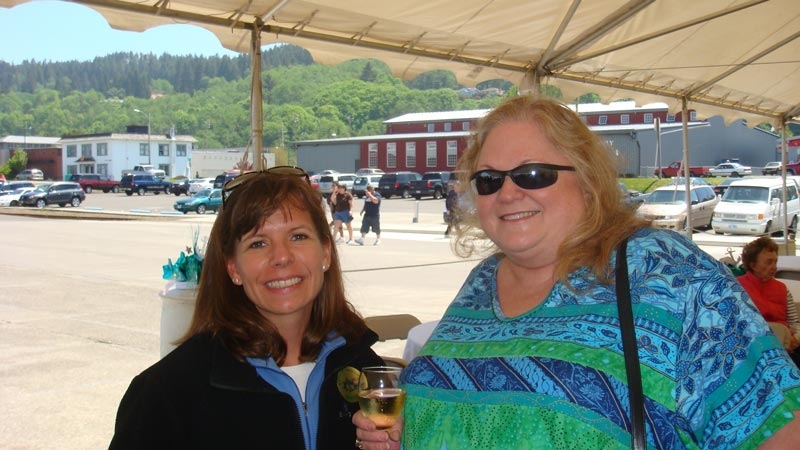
[711,177,800,235]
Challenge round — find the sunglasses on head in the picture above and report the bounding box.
[470,163,575,196]
[222,166,309,204]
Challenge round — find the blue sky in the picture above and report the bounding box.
[0,1,240,64]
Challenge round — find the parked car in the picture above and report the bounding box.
[708,162,752,177]
[712,177,800,235]
[335,173,357,191]
[762,161,782,175]
[378,172,422,199]
[70,174,120,194]
[19,182,85,208]
[170,178,191,196]
[188,177,214,194]
[173,188,223,214]
[309,174,322,190]
[213,171,239,189]
[0,187,35,207]
[0,181,36,194]
[120,173,171,196]
[318,173,357,197]
[410,171,455,199]
[636,183,718,231]
[352,175,383,198]
[16,168,44,181]
[712,177,741,197]
[356,168,385,176]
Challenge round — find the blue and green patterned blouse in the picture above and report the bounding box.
[401,228,800,449]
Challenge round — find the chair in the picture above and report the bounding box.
[365,314,422,341]
[364,314,422,368]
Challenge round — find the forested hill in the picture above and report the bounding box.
[0,44,315,97]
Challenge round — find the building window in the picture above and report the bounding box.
[176,144,187,157]
[598,115,608,125]
[444,122,452,132]
[620,114,630,125]
[644,113,653,124]
[368,143,378,167]
[426,141,437,167]
[97,164,109,176]
[139,143,150,157]
[427,123,435,133]
[462,121,470,131]
[446,141,458,167]
[690,110,697,121]
[158,164,170,176]
[81,143,92,157]
[96,143,108,156]
[406,142,416,168]
[386,143,397,168]
[667,114,676,122]
[159,143,170,157]
[66,165,78,176]
[66,145,77,158]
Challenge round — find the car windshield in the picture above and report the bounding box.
[722,186,769,202]
[194,188,212,197]
[646,189,687,204]
[33,184,52,192]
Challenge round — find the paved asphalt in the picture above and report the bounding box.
[0,205,788,449]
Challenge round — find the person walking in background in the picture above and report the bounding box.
[331,183,354,244]
[355,184,381,246]
[443,180,460,237]
[110,167,383,450]
[738,236,800,367]
[354,96,800,450]
[328,181,343,241]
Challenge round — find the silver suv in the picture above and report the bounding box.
[19,182,85,208]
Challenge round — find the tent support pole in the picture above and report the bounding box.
[250,22,264,171]
[681,97,692,238]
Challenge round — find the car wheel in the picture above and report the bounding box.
[10,201,18,206]
[125,191,133,196]
[137,187,145,196]
[196,204,207,214]
[112,185,120,193]
[174,191,181,196]
[731,172,740,177]
[84,186,93,194]
[433,189,443,200]
[70,197,81,207]
[401,189,410,199]
[35,199,46,208]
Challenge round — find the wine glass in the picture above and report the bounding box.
[358,366,406,429]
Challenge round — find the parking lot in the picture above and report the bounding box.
[0,188,794,449]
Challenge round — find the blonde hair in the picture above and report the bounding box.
[452,96,649,284]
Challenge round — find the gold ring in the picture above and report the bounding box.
[355,438,363,449]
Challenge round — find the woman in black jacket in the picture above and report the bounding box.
[110,167,383,450]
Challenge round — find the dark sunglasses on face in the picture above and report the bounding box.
[470,163,576,196]
[222,166,310,204]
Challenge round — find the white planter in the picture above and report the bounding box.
[159,280,198,357]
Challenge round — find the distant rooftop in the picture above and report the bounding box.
[1,135,61,145]
[384,109,491,124]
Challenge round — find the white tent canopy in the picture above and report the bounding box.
[3,0,798,125]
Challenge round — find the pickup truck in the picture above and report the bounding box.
[654,162,711,178]
[70,174,120,194]
[122,164,166,179]
[120,173,171,196]
[410,171,454,199]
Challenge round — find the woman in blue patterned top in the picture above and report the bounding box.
[354,96,800,450]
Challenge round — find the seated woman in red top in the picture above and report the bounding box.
[738,236,800,366]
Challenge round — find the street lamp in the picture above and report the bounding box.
[134,109,152,165]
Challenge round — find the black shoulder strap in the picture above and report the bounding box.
[616,237,646,450]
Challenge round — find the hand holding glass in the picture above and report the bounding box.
[358,366,406,429]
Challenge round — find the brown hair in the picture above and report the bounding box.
[741,236,779,272]
[184,173,368,364]
[452,96,649,283]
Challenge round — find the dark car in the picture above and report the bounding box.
[19,182,85,208]
[213,172,239,189]
[377,172,422,199]
[170,178,191,196]
[120,173,171,196]
[713,178,740,197]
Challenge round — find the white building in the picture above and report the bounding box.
[58,126,197,179]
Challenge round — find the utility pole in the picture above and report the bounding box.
[134,109,152,165]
